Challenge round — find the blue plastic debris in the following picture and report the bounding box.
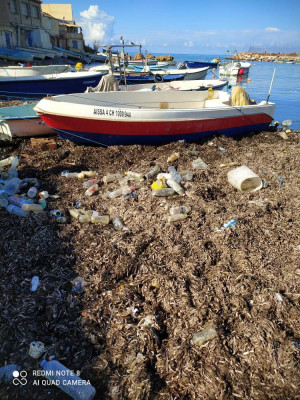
[223,218,238,229]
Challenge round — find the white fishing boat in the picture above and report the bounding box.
[152,66,209,81]
[34,88,275,146]
[219,61,251,76]
[0,65,71,77]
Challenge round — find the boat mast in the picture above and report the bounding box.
[267,68,276,103]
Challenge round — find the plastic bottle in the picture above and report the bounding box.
[0,364,21,383]
[157,173,172,180]
[180,171,194,181]
[0,156,15,168]
[83,179,100,189]
[78,214,91,223]
[69,209,85,219]
[64,172,81,178]
[151,178,167,190]
[78,171,98,179]
[23,177,39,185]
[190,327,218,346]
[145,165,160,179]
[102,173,122,184]
[167,213,188,223]
[85,184,98,197]
[103,186,134,199]
[8,195,33,207]
[0,198,8,208]
[91,215,110,224]
[170,205,191,215]
[4,178,21,196]
[166,179,185,195]
[40,359,96,400]
[152,188,175,197]
[125,171,144,181]
[38,198,47,209]
[31,276,40,291]
[6,204,29,217]
[9,156,19,171]
[56,216,67,223]
[111,216,124,231]
[27,187,38,198]
[167,152,180,163]
[22,203,43,212]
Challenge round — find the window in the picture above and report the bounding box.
[21,2,30,16]
[31,5,39,18]
[73,40,78,49]
[10,0,17,13]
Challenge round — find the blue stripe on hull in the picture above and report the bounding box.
[56,123,270,146]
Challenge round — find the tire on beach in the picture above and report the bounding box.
[154,74,163,83]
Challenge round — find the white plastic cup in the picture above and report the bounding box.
[227,166,262,192]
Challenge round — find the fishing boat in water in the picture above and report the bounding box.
[219,61,251,76]
[0,70,104,98]
[0,47,34,63]
[34,89,275,146]
[119,79,228,92]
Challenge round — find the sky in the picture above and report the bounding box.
[42,0,300,54]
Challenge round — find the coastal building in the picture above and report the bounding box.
[0,0,52,49]
[0,1,84,52]
[41,3,84,53]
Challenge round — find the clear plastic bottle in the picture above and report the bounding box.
[83,179,100,189]
[169,205,191,215]
[166,179,185,195]
[111,216,124,231]
[190,327,218,346]
[8,195,33,207]
[145,165,160,179]
[7,204,29,217]
[180,171,194,181]
[22,203,43,212]
[40,359,96,400]
[0,364,21,383]
[69,209,85,219]
[27,187,38,198]
[85,184,98,197]
[9,156,19,171]
[102,173,122,184]
[103,186,134,199]
[4,178,21,196]
[64,172,80,178]
[125,171,144,181]
[91,215,110,224]
[78,214,91,223]
[167,213,188,223]
[157,173,172,181]
[152,188,175,197]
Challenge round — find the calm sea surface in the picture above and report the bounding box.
[167,53,300,130]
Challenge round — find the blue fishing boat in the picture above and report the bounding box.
[0,70,105,98]
[180,60,218,69]
[115,72,185,84]
[0,47,34,63]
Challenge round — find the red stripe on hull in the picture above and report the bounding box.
[40,113,272,137]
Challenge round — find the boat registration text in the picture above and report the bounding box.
[93,108,132,118]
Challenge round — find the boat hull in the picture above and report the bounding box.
[0,118,54,140]
[0,72,103,98]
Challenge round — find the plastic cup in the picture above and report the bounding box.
[227,166,262,192]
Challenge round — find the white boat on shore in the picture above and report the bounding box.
[120,79,228,92]
[34,88,275,146]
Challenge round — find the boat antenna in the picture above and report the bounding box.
[120,36,127,89]
[267,68,276,103]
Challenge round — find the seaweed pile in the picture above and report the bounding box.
[0,129,299,399]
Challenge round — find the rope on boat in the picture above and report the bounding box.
[52,127,109,147]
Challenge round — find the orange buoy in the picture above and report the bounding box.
[212,74,215,78]
[247,78,251,82]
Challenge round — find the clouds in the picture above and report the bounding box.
[78,5,115,46]
[265,27,280,32]
[184,41,194,48]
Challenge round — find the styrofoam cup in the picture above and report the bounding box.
[227,166,262,192]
